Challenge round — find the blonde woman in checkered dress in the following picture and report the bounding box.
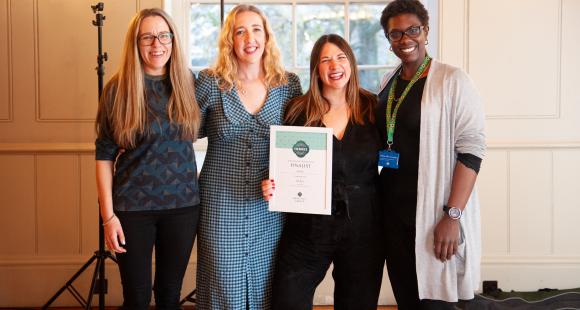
[193,5,302,310]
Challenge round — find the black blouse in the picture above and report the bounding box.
[284,104,382,236]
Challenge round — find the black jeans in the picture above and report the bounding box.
[115,206,199,310]
[385,218,456,310]
[272,208,384,310]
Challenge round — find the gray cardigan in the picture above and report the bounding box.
[378,59,486,301]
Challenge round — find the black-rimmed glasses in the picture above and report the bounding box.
[138,32,174,46]
[387,25,425,42]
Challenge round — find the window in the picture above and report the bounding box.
[168,0,438,92]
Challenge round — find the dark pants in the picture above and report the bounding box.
[385,218,456,310]
[116,206,199,310]
[272,206,384,310]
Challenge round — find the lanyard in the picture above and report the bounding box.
[385,55,431,149]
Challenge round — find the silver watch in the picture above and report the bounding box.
[443,205,462,220]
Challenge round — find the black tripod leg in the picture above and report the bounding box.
[106,251,118,263]
[180,288,196,305]
[42,254,98,309]
[85,254,104,309]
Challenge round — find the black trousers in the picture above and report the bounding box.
[385,218,456,310]
[272,206,384,310]
[115,206,199,310]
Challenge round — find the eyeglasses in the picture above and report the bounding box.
[138,32,174,46]
[387,25,425,42]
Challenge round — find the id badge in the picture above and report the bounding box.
[378,150,400,169]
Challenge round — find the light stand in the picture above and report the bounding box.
[42,3,117,309]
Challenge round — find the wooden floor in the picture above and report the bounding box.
[6,307,397,309]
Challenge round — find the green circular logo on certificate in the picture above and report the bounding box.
[292,140,310,158]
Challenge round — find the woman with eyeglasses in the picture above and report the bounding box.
[95,8,200,309]
[376,0,485,309]
[194,4,302,310]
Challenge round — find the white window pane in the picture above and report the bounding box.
[349,4,398,67]
[260,5,292,68]
[295,69,310,91]
[189,4,235,67]
[359,68,391,92]
[190,4,220,67]
[296,4,345,67]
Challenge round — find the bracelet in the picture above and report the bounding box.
[102,213,117,226]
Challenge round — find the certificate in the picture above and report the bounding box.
[268,125,333,215]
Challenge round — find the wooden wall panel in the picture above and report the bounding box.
[36,155,80,255]
[438,0,466,69]
[36,0,137,121]
[469,0,561,118]
[553,150,580,255]
[80,154,98,255]
[478,150,509,255]
[0,0,11,121]
[139,0,163,10]
[9,0,35,126]
[482,263,580,292]
[0,155,36,255]
[508,151,552,255]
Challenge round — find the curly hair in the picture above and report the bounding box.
[380,0,429,37]
[210,4,287,91]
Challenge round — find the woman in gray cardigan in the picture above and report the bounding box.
[375,0,486,309]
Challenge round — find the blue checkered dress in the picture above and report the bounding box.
[194,70,302,310]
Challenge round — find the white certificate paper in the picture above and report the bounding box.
[268,125,333,215]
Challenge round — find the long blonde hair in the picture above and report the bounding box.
[285,34,375,126]
[211,4,287,91]
[96,8,199,148]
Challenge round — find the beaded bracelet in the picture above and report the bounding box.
[102,213,117,226]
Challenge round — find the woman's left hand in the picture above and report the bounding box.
[261,179,275,201]
[433,217,460,262]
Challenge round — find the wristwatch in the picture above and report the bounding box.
[443,205,462,220]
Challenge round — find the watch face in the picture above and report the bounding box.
[449,207,461,219]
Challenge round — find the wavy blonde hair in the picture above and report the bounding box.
[211,4,287,91]
[95,8,199,148]
[285,34,375,126]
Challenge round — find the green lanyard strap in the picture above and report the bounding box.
[386,55,431,149]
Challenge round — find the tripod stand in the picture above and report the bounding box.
[42,3,116,309]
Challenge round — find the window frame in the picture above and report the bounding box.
[165,0,438,90]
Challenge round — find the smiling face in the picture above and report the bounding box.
[138,15,172,75]
[232,11,266,66]
[317,42,352,91]
[387,13,428,69]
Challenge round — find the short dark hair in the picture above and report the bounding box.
[380,0,429,38]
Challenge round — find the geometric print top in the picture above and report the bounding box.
[193,70,302,310]
[95,74,200,212]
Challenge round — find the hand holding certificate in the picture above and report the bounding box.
[268,125,333,215]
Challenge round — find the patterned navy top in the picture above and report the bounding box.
[95,74,200,211]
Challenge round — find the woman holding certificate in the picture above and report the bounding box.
[262,34,384,310]
[194,4,302,310]
[376,0,485,308]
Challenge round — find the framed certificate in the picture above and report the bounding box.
[268,125,333,215]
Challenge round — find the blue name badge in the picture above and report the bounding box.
[378,150,400,169]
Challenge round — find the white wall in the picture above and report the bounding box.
[1,0,579,307]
